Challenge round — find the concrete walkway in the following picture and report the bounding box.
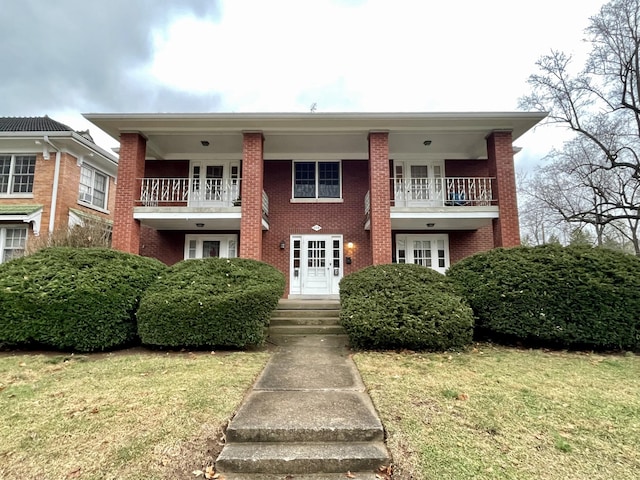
[216,334,390,479]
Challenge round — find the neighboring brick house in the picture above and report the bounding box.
[0,116,118,263]
[85,112,545,297]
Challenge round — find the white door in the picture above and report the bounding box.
[190,161,240,207]
[394,162,444,207]
[290,235,342,295]
[395,234,449,274]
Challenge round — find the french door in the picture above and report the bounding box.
[395,234,449,274]
[290,235,342,295]
[190,161,240,206]
[394,161,444,206]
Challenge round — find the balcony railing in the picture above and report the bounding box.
[139,178,241,207]
[393,177,494,207]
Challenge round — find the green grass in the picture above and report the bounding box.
[0,349,269,480]
[355,344,640,480]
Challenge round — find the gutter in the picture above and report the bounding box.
[44,135,62,235]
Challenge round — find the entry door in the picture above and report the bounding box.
[394,162,444,206]
[290,235,342,295]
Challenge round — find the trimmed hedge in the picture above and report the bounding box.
[446,245,640,350]
[340,264,474,351]
[0,247,166,352]
[137,258,285,348]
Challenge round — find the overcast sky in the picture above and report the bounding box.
[0,0,608,169]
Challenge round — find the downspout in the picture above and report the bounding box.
[44,135,62,236]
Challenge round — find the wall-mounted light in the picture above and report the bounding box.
[423,140,432,146]
[347,242,354,249]
[200,140,210,147]
[426,223,435,227]
[196,223,205,228]
[279,240,286,250]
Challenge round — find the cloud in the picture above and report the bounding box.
[0,0,222,116]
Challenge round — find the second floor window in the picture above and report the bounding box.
[0,155,36,194]
[79,165,108,210]
[293,161,341,199]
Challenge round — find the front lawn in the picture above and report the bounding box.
[0,350,269,480]
[355,344,640,480]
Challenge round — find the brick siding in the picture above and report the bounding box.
[368,132,392,264]
[239,133,264,260]
[112,133,146,253]
[487,131,520,247]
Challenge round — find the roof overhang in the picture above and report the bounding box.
[84,112,548,161]
[0,131,119,175]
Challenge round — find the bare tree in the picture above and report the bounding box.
[520,0,640,254]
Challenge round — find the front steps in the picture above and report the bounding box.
[267,299,349,347]
[215,299,390,477]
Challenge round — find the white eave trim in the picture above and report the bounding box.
[0,208,43,236]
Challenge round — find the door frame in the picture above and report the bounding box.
[395,233,450,274]
[289,234,343,296]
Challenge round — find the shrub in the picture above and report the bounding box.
[446,245,640,350]
[340,264,474,351]
[0,247,166,352]
[137,258,285,348]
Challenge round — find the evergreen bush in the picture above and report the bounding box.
[446,245,640,350]
[0,247,166,352]
[137,258,285,348]
[340,264,474,350]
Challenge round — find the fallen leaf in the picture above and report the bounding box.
[204,465,216,479]
[457,393,469,401]
[66,467,81,478]
[192,470,204,477]
[90,407,99,414]
[346,471,356,478]
[19,362,27,367]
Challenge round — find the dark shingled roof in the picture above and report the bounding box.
[0,116,74,132]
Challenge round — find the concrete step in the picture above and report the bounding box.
[267,334,350,348]
[278,299,341,310]
[226,391,384,443]
[216,441,389,474]
[272,309,340,318]
[269,325,346,336]
[220,473,383,480]
[270,316,340,326]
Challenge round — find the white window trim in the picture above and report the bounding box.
[0,224,28,264]
[184,234,238,259]
[78,163,110,213]
[0,154,37,198]
[395,234,450,273]
[291,160,343,202]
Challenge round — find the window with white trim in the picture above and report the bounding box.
[184,234,238,259]
[0,226,27,263]
[293,161,341,199]
[0,155,36,195]
[78,164,108,210]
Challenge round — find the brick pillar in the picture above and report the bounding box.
[487,130,520,247]
[112,132,146,254]
[239,132,264,260]
[368,132,392,264]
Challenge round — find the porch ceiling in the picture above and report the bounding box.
[134,208,242,231]
[390,206,499,231]
[84,112,547,160]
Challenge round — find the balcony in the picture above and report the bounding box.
[134,178,269,230]
[365,177,499,231]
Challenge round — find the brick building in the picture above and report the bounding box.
[85,112,545,297]
[0,116,118,262]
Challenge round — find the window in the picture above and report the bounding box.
[293,161,341,199]
[79,165,108,210]
[0,155,36,195]
[0,226,27,263]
